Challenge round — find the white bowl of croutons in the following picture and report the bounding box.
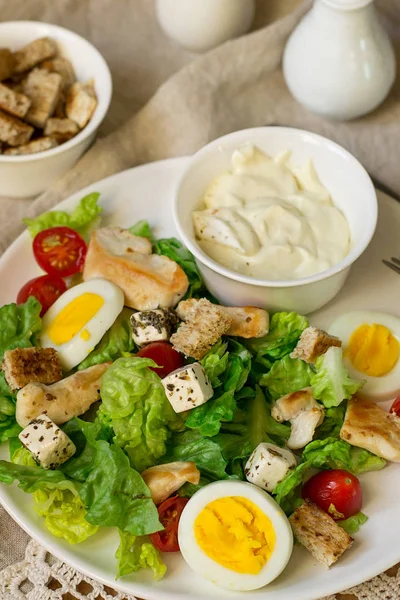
[0,21,112,198]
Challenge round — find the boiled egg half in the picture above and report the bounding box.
[178,480,293,591]
[40,278,124,371]
[329,310,400,401]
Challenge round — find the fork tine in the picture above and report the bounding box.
[383,259,400,275]
[391,257,400,267]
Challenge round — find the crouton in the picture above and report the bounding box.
[44,117,79,142]
[289,500,353,567]
[41,57,76,90]
[23,68,62,128]
[53,93,66,118]
[0,82,31,118]
[0,109,33,146]
[340,396,400,462]
[177,298,269,339]
[4,136,58,155]
[290,326,341,363]
[2,348,62,391]
[65,80,97,128]
[13,37,57,74]
[170,298,232,360]
[0,49,15,81]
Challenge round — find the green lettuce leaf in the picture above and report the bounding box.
[338,512,368,535]
[164,429,228,480]
[116,531,166,580]
[0,393,21,443]
[153,237,206,299]
[80,441,162,535]
[101,357,179,471]
[0,297,42,359]
[78,308,135,369]
[128,220,155,242]
[311,347,363,408]
[246,312,309,366]
[34,483,99,544]
[185,340,252,437]
[214,385,290,465]
[24,192,102,238]
[315,404,346,439]
[260,355,314,400]
[273,463,309,514]
[0,459,67,492]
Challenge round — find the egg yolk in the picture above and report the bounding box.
[347,323,399,377]
[194,496,275,575]
[46,293,104,345]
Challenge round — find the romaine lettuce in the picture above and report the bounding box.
[311,347,363,408]
[24,192,102,238]
[116,531,166,580]
[100,357,180,471]
[164,429,228,480]
[78,308,135,370]
[260,355,314,400]
[338,512,368,535]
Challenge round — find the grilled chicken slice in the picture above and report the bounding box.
[16,363,110,427]
[340,396,400,462]
[83,227,188,310]
[141,461,200,505]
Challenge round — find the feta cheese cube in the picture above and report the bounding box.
[245,442,297,493]
[131,309,177,346]
[18,413,76,470]
[161,363,213,413]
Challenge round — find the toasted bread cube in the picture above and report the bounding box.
[0,49,15,81]
[2,347,63,390]
[41,57,76,90]
[0,109,33,146]
[13,37,57,74]
[19,414,75,469]
[43,117,79,142]
[290,326,341,364]
[23,68,62,128]
[289,500,353,567]
[3,136,58,156]
[0,82,31,118]
[170,299,232,360]
[65,80,97,128]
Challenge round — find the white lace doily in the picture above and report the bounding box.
[0,539,399,600]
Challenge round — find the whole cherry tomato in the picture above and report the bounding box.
[150,496,189,552]
[33,226,87,277]
[302,469,362,520]
[136,342,183,378]
[17,274,67,316]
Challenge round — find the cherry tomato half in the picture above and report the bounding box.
[302,469,362,520]
[150,496,188,552]
[136,342,183,378]
[33,226,87,277]
[17,274,67,316]
[390,396,400,417]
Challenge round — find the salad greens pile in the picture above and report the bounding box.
[0,201,387,580]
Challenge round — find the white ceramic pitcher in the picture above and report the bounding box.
[283,0,396,120]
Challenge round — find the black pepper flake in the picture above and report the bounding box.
[39,436,44,442]
[166,383,175,391]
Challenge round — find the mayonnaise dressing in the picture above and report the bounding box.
[192,144,350,280]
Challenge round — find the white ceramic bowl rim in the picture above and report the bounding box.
[174,126,378,289]
[0,21,112,163]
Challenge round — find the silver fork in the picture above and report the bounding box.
[383,256,400,275]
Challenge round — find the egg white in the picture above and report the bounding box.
[178,480,293,591]
[329,310,400,402]
[40,278,124,371]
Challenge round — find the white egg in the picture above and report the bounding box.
[329,310,400,402]
[178,480,293,591]
[40,278,124,371]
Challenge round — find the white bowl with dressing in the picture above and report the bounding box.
[173,127,377,314]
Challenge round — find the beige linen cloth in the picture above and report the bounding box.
[1,1,400,599]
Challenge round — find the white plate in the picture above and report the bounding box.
[0,157,399,600]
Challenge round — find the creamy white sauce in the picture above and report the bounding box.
[192,145,350,280]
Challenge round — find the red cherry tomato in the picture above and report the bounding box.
[136,342,183,378]
[390,396,400,417]
[33,226,87,277]
[17,274,67,316]
[150,496,188,552]
[302,469,362,520]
